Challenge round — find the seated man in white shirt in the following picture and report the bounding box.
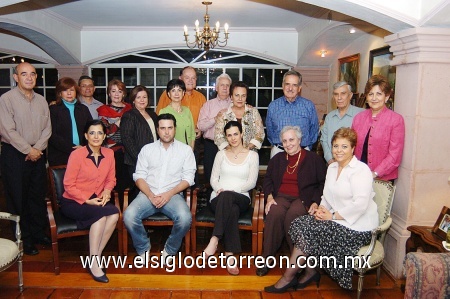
[123,113,196,262]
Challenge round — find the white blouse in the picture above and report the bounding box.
[210,150,259,201]
[320,156,379,231]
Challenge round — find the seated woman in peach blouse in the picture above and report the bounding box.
[60,119,119,283]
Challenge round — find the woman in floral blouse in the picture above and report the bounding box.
[214,81,265,151]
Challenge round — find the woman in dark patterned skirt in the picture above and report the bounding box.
[265,127,379,293]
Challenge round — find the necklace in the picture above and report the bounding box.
[172,104,182,113]
[286,151,301,174]
[230,148,244,159]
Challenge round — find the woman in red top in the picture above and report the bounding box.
[60,119,119,283]
[97,79,132,193]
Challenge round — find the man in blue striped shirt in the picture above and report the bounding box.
[266,70,319,157]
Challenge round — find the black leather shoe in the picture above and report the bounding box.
[23,243,39,255]
[256,266,269,276]
[88,268,109,283]
[264,277,299,293]
[297,271,321,289]
[34,236,52,246]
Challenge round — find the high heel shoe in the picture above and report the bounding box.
[296,271,321,289]
[88,268,109,283]
[264,277,299,293]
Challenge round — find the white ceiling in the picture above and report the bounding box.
[1,0,450,66]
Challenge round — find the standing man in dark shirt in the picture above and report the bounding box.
[0,62,52,255]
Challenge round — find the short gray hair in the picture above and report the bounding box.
[333,81,352,92]
[280,126,302,142]
[216,73,232,86]
[282,70,302,86]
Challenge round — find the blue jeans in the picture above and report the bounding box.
[123,192,192,255]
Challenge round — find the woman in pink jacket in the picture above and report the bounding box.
[351,75,405,182]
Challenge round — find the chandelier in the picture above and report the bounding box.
[183,1,229,51]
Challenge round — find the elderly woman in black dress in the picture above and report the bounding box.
[264,128,379,293]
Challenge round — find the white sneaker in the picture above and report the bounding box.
[161,249,174,267]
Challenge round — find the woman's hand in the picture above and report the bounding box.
[308,203,319,215]
[265,194,276,215]
[314,205,333,221]
[248,143,256,150]
[85,197,103,206]
[99,189,112,206]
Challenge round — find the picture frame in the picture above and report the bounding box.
[432,206,450,240]
[338,54,359,94]
[369,46,396,109]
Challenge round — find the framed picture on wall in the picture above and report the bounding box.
[338,54,360,94]
[432,206,450,240]
[369,46,396,109]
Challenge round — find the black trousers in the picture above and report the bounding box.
[203,138,218,185]
[210,191,250,253]
[0,143,48,244]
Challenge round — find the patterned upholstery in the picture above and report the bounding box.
[404,252,450,299]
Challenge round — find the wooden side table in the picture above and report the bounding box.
[406,225,446,253]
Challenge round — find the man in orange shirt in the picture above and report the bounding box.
[156,66,206,139]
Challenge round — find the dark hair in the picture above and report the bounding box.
[55,77,79,104]
[224,120,242,135]
[107,79,127,99]
[364,75,392,97]
[179,66,196,77]
[331,127,357,148]
[129,85,149,105]
[84,119,106,134]
[157,113,177,128]
[78,75,94,86]
[230,81,249,96]
[166,79,186,94]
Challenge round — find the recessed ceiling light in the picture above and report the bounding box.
[349,28,356,34]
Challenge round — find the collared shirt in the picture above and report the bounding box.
[156,90,206,126]
[266,95,319,148]
[320,105,365,162]
[79,97,104,119]
[133,139,196,195]
[197,96,231,140]
[0,87,51,154]
[351,106,405,181]
[320,156,378,232]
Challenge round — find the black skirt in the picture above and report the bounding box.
[289,215,372,289]
[60,197,119,230]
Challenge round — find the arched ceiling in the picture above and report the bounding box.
[0,0,449,65]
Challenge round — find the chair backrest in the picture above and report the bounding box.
[48,165,67,208]
[372,179,396,226]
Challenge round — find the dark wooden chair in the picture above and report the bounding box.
[190,188,260,255]
[46,165,123,275]
[122,189,191,256]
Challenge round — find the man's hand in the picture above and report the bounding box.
[25,148,43,161]
[327,158,335,165]
[153,191,173,209]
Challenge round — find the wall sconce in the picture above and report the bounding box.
[320,50,327,58]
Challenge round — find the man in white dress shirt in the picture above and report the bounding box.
[123,113,196,262]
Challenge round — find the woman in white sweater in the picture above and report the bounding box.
[203,120,259,275]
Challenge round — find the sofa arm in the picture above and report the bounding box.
[404,252,450,299]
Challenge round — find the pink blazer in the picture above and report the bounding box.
[63,146,116,204]
[352,107,405,181]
